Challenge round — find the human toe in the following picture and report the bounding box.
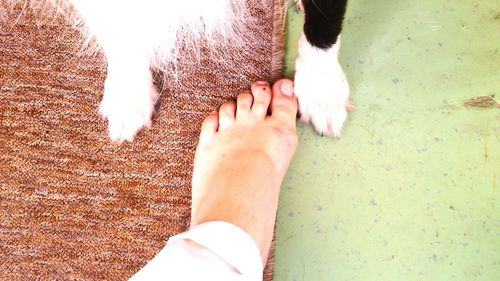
[270,79,298,124]
[218,101,236,130]
[236,90,253,119]
[250,81,272,118]
[199,111,219,142]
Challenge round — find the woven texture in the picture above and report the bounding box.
[0,1,285,280]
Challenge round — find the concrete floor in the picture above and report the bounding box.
[275,1,500,280]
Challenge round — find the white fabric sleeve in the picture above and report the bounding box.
[129,221,263,281]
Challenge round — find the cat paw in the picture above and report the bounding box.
[99,71,158,143]
[294,34,350,137]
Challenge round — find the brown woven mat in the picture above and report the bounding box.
[0,1,285,280]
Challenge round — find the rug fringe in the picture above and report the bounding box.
[270,0,287,82]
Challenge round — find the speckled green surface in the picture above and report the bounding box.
[275,1,500,280]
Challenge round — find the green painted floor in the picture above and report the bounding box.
[275,1,500,280]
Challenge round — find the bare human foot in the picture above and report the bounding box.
[191,79,299,266]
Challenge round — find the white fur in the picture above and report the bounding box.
[69,0,248,142]
[98,57,157,142]
[5,1,352,140]
[294,33,350,137]
[2,0,248,142]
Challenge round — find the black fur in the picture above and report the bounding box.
[302,0,348,49]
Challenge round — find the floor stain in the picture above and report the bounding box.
[464,95,499,109]
[492,11,500,21]
[484,143,488,160]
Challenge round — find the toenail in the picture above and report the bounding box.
[280,81,294,97]
[255,81,270,87]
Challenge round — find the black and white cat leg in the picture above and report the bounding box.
[99,58,158,142]
[294,33,350,137]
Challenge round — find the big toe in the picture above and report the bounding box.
[270,79,298,126]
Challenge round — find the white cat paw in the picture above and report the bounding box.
[294,33,350,138]
[99,71,158,143]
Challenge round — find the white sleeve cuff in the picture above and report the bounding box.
[129,221,263,281]
[172,221,263,279]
